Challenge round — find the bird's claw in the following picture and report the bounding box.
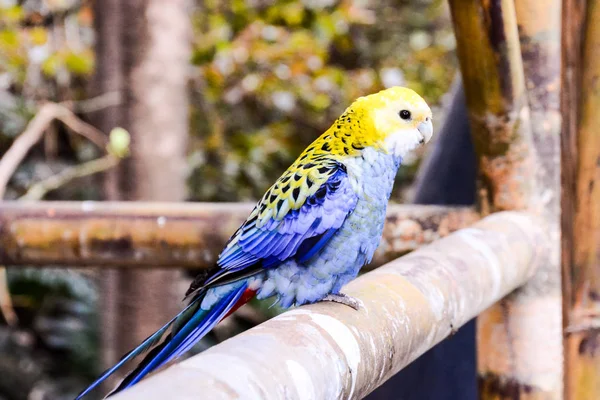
[321,293,363,311]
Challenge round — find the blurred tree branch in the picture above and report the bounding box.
[0,102,108,196]
[60,91,122,115]
[0,101,128,328]
[19,154,118,201]
[0,269,16,327]
[18,0,87,27]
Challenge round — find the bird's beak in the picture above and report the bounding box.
[417,118,433,144]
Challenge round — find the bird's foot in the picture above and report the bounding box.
[321,293,363,311]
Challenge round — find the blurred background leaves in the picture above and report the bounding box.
[0,0,456,398]
[187,0,456,202]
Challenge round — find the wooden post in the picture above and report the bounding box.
[562,0,600,398]
[449,0,562,398]
[91,0,126,377]
[90,0,192,383]
[113,0,191,367]
[514,0,563,396]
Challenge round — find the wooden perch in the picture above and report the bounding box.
[110,211,546,400]
[0,201,479,269]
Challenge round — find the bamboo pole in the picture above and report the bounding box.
[0,202,479,269]
[562,1,600,398]
[449,0,534,213]
[110,211,546,400]
[449,0,562,398]
[513,1,563,398]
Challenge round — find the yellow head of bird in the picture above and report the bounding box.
[324,86,433,158]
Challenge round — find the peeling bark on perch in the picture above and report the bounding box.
[110,211,546,400]
[0,202,479,269]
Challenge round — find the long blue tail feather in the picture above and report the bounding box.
[74,301,196,400]
[109,283,248,395]
[76,283,247,399]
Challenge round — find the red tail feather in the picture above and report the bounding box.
[223,288,257,319]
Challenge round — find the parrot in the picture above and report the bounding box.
[76,86,433,399]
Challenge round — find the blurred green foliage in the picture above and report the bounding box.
[0,0,456,201]
[0,2,94,88]
[2,268,98,400]
[0,0,94,155]
[0,1,456,398]
[187,0,456,202]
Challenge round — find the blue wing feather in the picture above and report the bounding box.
[204,165,357,288]
[296,228,338,263]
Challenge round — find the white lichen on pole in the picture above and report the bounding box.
[111,211,546,400]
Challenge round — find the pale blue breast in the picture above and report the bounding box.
[256,148,402,308]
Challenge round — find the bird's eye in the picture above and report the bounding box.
[399,110,411,120]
